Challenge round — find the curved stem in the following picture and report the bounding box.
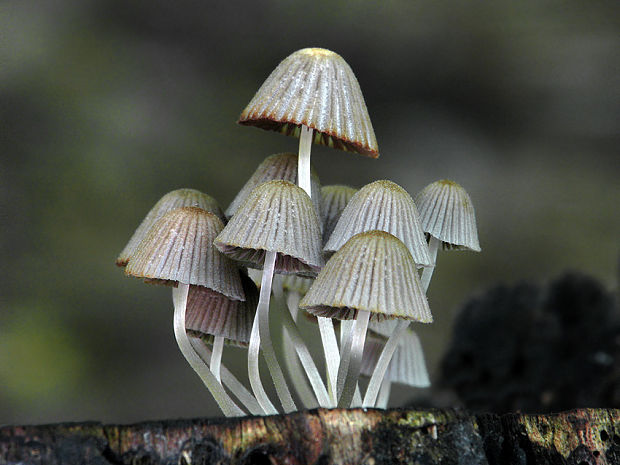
[376,378,392,409]
[280,292,332,407]
[189,336,264,416]
[172,283,243,417]
[337,310,370,408]
[298,124,313,197]
[210,336,224,383]
[420,237,440,293]
[283,292,320,409]
[318,316,340,404]
[362,319,409,407]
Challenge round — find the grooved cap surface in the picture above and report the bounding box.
[324,180,433,268]
[300,230,432,322]
[125,207,245,301]
[225,153,322,221]
[215,180,324,277]
[320,185,358,245]
[238,48,378,158]
[415,180,481,252]
[185,273,258,347]
[117,189,225,267]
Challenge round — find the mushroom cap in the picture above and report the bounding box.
[367,319,399,339]
[185,273,258,347]
[238,48,378,158]
[360,329,430,387]
[225,153,322,222]
[215,180,324,277]
[320,185,358,245]
[324,180,433,268]
[300,230,432,322]
[117,188,225,267]
[415,180,481,252]
[125,207,245,301]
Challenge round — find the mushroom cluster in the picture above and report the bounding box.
[117,47,481,416]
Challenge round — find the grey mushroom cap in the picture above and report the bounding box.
[225,153,322,222]
[117,188,225,267]
[238,48,378,158]
[185,273,258,348]
[125,207,245,301]
[215,180,324,277]
[300,230,432,322]
[415,179,481,252]
[324,180,433,268]
[320,185,358,246]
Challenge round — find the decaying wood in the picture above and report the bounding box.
[2,408,619,464]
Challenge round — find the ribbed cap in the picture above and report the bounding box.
[185,273,258,347]
[125,207,245,301]
[300,231,432,322]
[238,48,378,158]
[282,274,314,295]
[117,188,225,267]
[360,330,430,387]
[226,153,322,221]
[215,180,324,277]
[415,180,481,252]
[320,185,357,245]
[324,180,432,268]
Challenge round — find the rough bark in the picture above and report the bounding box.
[1,408,619,465]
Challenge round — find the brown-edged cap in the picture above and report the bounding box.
[226,153,322,221]
[414,180,481,252]
[320,185,358,245]
[238,48,378,158]
[117,188,225,267]
[324,180,433,267]
[360,329,430,387]
[215,180,324,277]
[125,207,245,301]
[185,273,258,348]
[300,230,432,322]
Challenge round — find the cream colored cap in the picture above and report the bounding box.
[415,180,481,251]
[125,207,245,301]
[324,180,433,267]
[215,180,324,277]
[300,230,432,322]
[117,188,225,267]
[225,153,322,221]
[238,48,378,158]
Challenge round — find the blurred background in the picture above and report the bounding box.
[1,0,618,424]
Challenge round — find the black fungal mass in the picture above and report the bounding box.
[440,272,620,413]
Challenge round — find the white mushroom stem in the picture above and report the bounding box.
[376,378,392,409]
[249,250,297,413]
[189,336,264,416]
[210,336,225,383]
[282,291,320,409]
[280,292,332,408]
[362,319,409,407]
[318,316,340,404]
[337,310,370,407]
[339,320,362,407]
[298,124,313,197]
[420,236,440,292]
[172,283,244,417]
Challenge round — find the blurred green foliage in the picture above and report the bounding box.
[1,0,618,424]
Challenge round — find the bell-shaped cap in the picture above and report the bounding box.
[125,207,245,301]
[238,48,378,158]
[415,180,481,252]
[117,188,225,267]
[300,230,432,322]
[226,153,322,221]
[324,180,433,268]
[185,273,258,347]
[215,180,324,277]
[320,185,357,245]
[360,329,430,387]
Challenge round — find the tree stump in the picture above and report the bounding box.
[2,408,619,464]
